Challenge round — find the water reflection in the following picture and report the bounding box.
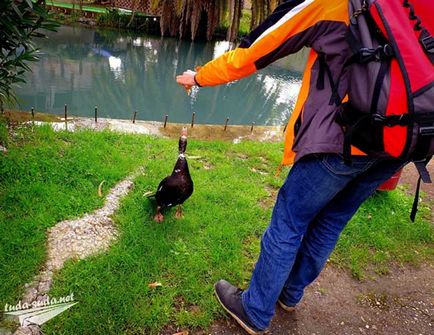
[14,26,307,125]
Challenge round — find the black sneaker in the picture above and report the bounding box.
[214,279,264,335]
[277,299,296,312]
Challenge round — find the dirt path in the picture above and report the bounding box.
[208,265,433,335]
[206,163,434,335]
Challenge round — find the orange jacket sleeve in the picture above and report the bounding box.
[195,0,347,87]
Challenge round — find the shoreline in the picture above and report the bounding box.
[2,110,285,143]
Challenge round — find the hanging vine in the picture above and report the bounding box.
[139,0,285,41]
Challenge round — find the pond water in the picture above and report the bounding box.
[14,25,307,126]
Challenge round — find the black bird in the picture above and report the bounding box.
[153,127,193,222]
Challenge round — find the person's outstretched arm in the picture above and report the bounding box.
[177,0,346,89]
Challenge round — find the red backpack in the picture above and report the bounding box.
[336,0,434,220]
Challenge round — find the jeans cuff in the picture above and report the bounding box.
[279,292,299,307]
[241,291,267,331]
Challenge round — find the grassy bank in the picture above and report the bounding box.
[0,120,163,308]
[0,121,433,334]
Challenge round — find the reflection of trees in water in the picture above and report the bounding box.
[195,73,294,126]
[16,26,302,125]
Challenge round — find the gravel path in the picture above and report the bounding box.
[13,168,143,335]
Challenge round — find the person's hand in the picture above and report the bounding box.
[176,70,197,95]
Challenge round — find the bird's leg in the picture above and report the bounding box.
[175,205,184,219]
[154,206,164,223]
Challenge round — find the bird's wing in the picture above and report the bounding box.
[155,177,181,207]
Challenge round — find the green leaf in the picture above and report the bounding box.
[24,0,33,9]
[11,3,23,18]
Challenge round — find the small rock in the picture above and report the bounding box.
[38,281,51,293]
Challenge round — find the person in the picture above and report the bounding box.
[176,0,406,334]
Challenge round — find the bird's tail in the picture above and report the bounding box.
[179,127,188,154]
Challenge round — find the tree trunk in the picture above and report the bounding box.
[155,0,282,41]
[226,0,242,41]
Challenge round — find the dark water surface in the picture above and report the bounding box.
[15,26,307,125]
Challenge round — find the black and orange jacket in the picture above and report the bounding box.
[195,0,365,165]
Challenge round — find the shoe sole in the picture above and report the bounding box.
[214,287,263,335]
[277,299,296,313]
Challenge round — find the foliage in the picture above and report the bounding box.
[0,0,58,105]
[96,8,131,28]
[0,116,8,147]
[239,8,253,36]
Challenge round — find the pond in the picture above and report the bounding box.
[14,25,307,126]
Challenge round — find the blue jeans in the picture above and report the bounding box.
[241,153,405,330]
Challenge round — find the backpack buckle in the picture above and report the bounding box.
[420,35,434,54]
[358,45,394,63]
[372,113,387,123]
[382,44,394,57]
[375,44,394,60]
[359,48,377,63]
[419,125,434,136]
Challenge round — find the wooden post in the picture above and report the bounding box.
[31,107,35,127]
[64,104,68,130]
[191,112,195,128]
[133,110,137,124]
[251,122,255,133]
[224,117,229,131]
[94,106,98,123]
[164,114,168,128]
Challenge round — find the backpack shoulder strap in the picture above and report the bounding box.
[411,156,433,222]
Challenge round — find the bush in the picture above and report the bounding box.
[0,0,58,104]
[96,9,130,28]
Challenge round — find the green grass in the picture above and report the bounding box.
[45,1,109,14]
[333,188,434,279]
[0,123,432,334]
[0,122,163,308]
